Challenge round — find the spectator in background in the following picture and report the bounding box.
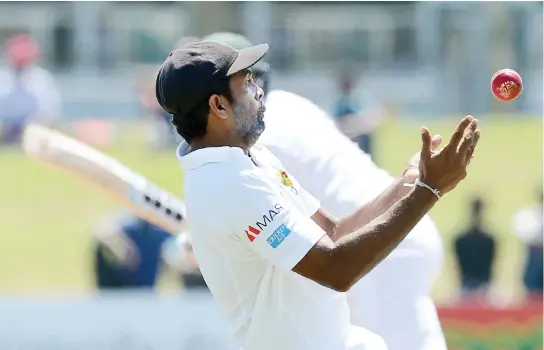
[454,196,496,302]
[93,211,171,289]
[331,69,384,159]
[92,211,206,290]
[512,187,543,300]
[0,34,61,145]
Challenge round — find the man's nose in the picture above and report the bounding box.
[256,86,264,100]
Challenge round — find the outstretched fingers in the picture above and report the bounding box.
[458,118,479,158]
[431,135,443,151]
[420,126,432,160]
[449,116,474,147]
[465,129,481,164]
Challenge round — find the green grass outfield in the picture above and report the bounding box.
[0,116,541,303]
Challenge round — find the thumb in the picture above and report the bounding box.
[420,127,432,160]
[431,135,442,150]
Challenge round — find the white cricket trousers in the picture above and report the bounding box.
[348,218,448,350]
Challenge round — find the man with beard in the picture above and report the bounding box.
[155,39,480,350]
[202,32,447,350]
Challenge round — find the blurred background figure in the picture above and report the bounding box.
[454,196,496,304]
[331,69,385,159]
[0,34,61,145]
[92,211,171,289]
[93,211,206,291]
[162,232,209,291]
[512,186,543,301]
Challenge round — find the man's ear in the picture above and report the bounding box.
[209,94,229,120]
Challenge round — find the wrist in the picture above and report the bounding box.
[397,168,419,197]
[418,177,442,194]
[411,185,440,205]
[402,167,419,184]
[402,165,418,177]
[413,178,442,200]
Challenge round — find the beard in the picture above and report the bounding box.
[233,102,265,147]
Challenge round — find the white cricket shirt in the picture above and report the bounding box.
[259,90,443,260]
[177,142,387,350]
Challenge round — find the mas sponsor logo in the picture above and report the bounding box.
[245,203,283,242]
[267,224,291,248]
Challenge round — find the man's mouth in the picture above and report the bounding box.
[257,106,266,119]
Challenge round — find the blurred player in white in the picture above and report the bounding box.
[203,32,448,350]
[512,186,543,300]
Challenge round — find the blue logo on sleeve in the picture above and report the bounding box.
[267,224,291,248]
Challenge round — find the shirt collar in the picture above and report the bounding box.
[176,140,248,171]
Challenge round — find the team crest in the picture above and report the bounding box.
[278,170,293,187]
[278,170,298,195]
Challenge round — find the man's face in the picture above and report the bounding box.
[228,69,266,147]
[252,71,268,97]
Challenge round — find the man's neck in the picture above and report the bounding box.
[189,137,250,155]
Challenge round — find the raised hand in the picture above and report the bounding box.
[406,134,443,171]
[418,116,480,196]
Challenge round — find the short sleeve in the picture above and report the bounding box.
[297,185,320,217]
[227,170,326,271]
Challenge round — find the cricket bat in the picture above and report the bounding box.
[21,123,187,234]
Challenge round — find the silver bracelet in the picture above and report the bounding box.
[403,178,441,199]
[415,180,441,199]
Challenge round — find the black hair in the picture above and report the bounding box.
[171,77,233,143]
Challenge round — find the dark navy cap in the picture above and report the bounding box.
[155,40,269,117]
